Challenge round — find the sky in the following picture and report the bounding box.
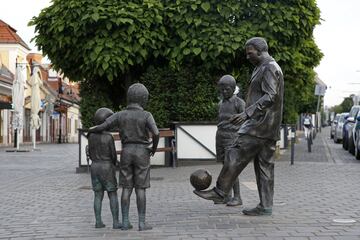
[1,0,360,107]
[314,0,360,107]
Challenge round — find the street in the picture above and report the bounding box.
[0,127,360,240]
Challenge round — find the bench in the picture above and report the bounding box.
[107,129,177,167]
[112,129,175,156]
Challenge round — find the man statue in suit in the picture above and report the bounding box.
[194,37,284,216]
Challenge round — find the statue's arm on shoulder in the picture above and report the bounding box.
[89,113,119,134]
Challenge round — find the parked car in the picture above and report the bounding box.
[354,116,360,160]
[334,112,348,143]
[330,114,340,139]
[343,105,360,154]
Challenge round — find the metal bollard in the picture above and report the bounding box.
[290,125,295,165]
[284,125,288,149]
[171,139,177,168]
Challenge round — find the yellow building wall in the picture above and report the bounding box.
[0,51,9,68]
[67,105,81,143]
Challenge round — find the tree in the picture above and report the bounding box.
[330,95,353,114]
[30,0,322,127]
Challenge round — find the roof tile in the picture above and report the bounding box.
[0,19,31,50]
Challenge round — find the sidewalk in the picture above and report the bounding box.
[0,129,360,240]
[278,127,358,164]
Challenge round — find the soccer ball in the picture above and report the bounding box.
[190,169,212,191]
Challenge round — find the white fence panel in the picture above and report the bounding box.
[175,124,217,160]
[77,130,165,172]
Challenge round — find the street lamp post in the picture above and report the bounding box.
[57,98,62,144]
[315,84,326,133]
[57,77,63,144]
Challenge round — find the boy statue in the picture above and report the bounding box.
[89,83,159,231]
[87,107,122,229]
[216,75,245,206]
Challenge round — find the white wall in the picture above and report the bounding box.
[176,124,217,160]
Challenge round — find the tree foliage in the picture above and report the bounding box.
[79,79,114,128]
[30,0,322,126]
[330,96,353,114]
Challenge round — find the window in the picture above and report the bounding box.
[67,118,71,134]
[75,119,78,133]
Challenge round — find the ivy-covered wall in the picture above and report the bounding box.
[140,65,219,128]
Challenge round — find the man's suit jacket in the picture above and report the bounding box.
[238,56,284,141]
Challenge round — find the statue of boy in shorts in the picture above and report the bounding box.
[89,83,159,231]
[87,107,122,229]
[216,75,245,206]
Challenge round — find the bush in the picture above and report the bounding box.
[79,79,114,129]
[140,65,219,127]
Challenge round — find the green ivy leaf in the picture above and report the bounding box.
[58,25,64,32]
[193,48,201,55]
[183,48,191,55]
[201,2,211,12]
[180,41,188,49]
[123,46,131,52]
[128,58,133,66]
[92,13,100,22]
[139,37,146,45]
[186,16,192,25]
[234,36,242,42]
[191,39,198,46]
[106,22,112,31]
[140,49,147,58]
[194,19,202,26]
[201,52,207,60]
[108,73,113,82]
[95,46,102,55]
[171,47,180,58]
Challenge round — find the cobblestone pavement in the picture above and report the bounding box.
[1,127,360,240]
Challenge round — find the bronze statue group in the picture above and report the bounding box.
[87,37,284,230]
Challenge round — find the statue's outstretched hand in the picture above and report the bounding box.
[230,112,247,125]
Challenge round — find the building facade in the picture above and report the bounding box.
[0,20,81,147]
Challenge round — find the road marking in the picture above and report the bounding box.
[322,136,336,163]
[274,201,287,206]
[333,219,356,223]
